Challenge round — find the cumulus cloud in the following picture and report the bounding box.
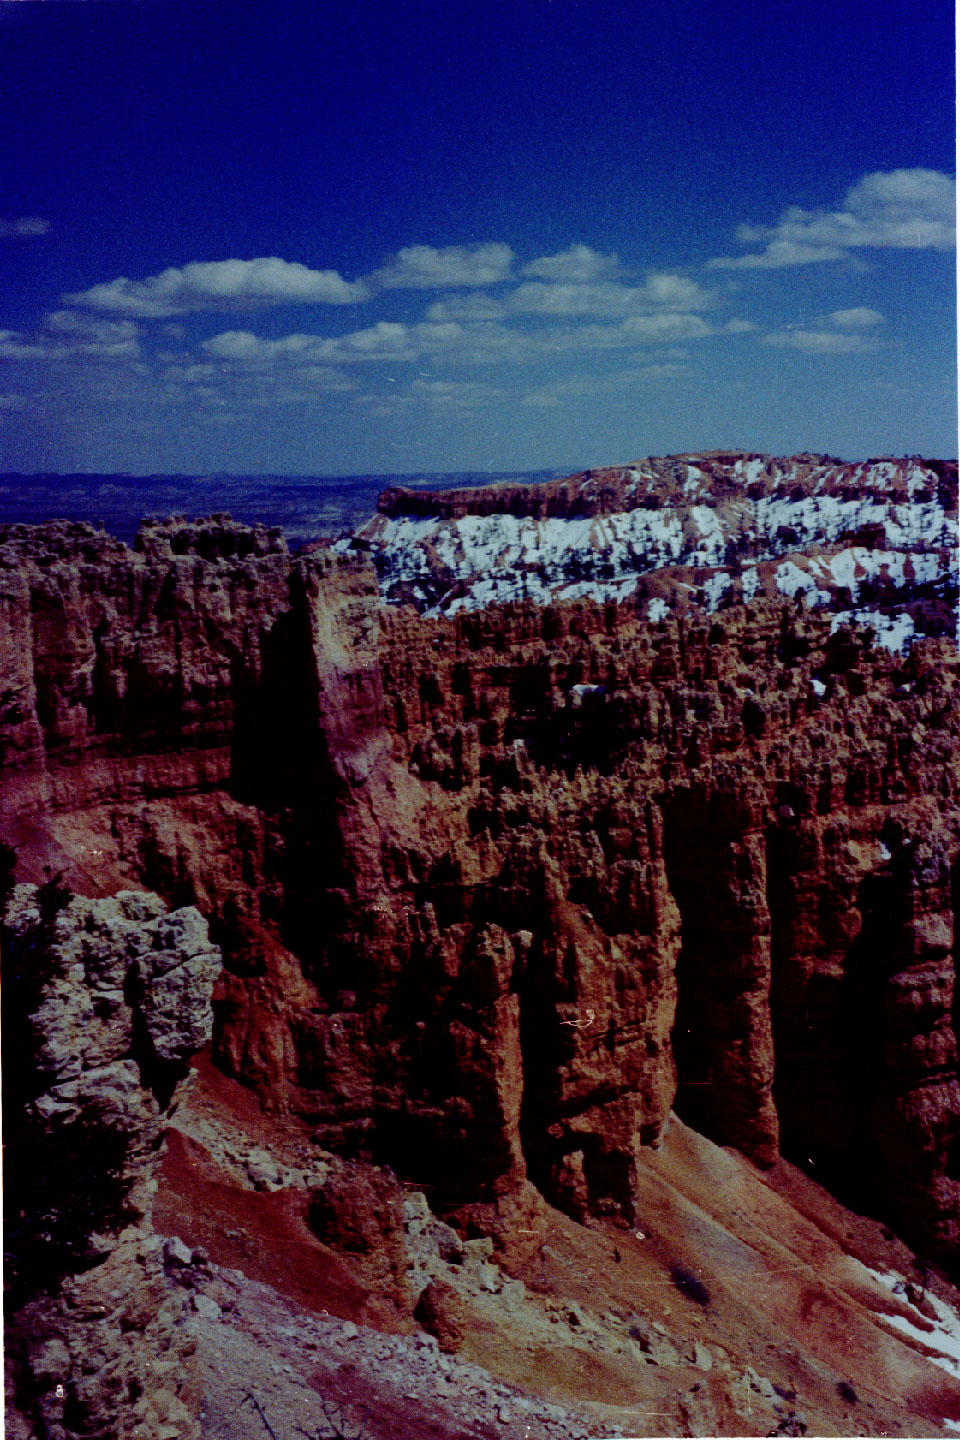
[428,271,711,321]
[508,273,711,318]
[518,312,711,356]
[0,217,50,239]
[425,294,508,322]
[520,244,621,283]
[161,354,355,407]
[709,239,847,270]
[0,330,44,362]
[618,312,712,343]
[372,243,515,289]
[203,319,475,367]
[201,303,716,373]
[708,168,955,269]
[66,257,369,317]
[762,330,877,354]
[219,313,710,370]
[0,311,140,362]
[761,306,884,353]
[827,306,883,329]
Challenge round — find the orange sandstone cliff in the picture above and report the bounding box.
[2,455,960,1437]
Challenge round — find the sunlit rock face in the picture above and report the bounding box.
[0,454,958,1275]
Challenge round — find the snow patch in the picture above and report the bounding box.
[830,608,915,654]
[734,457,766,485]
[364,457,954,639]
[689,506,726,565]
[865,1267,960,1378]
[682,464,706,497]
[703,572,732,612]
[775,561,829,607]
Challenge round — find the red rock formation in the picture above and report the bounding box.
[1,496,958,1279]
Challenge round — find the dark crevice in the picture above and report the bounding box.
[769,823,906,1213]
[952,856,960,1111]
[516,934,572,1203]
[123,962,183,1110]
[661,788,773,1160]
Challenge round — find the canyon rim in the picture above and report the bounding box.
[3,450,960,1439]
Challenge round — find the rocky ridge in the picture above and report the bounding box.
[1,453,959,1436]
[352,453,957,650]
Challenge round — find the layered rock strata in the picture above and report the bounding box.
[356,452,957,648]
[3,883,221,1439]
[1,460,958,1282]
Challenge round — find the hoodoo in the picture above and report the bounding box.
[3,454,960,1438]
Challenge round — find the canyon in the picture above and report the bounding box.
[3,452,959,1438]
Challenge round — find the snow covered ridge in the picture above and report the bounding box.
[339,452,958,651]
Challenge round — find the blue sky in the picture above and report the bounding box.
[0,0,955,475]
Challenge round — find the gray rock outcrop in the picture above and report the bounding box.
[3,884,221,1440]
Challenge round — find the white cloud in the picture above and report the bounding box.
[843,168,955,244]
[521,243,621,283]
[202,305,714,372]
[66,257,369,317]
[336,321,421,359]
[508,273,711,318]
[0,330,45,361]
[425,294,507,322]
[202,318,478,367]
[202,324,400,364]
[762,329,878,354]
[409,378,504,409]
[160,350,356,409]
[621,361,688,378]
[708,168,955,269]
[423,271,712,323]
[760,306,884,353]
[373,243,515,289]
[709,239,847,270]
[0,311,140,362]
[0,217,50,239]
[827,306,883,329]
[619,312,712,342]
[490,311,704,360]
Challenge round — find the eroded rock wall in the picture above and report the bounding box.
[3,883,221,1439]
[1,515,958,1271]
